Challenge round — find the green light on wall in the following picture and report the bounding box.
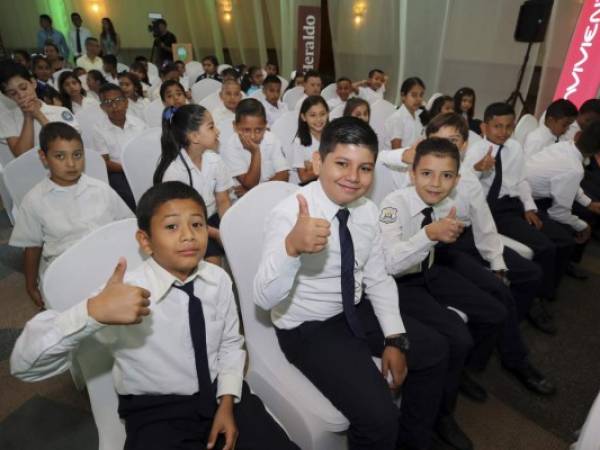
[37,0,71,53]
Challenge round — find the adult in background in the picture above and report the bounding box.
[36,14,69,58]
[69,12,91,64]
[100,17,121,57]
[153,19,176,67]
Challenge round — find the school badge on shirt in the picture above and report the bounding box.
[61,111,74,122]
[379,207,398,224]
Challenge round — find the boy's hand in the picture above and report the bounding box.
[401,139,422,165]
[87,258,151,325]
[587,201,600,215]
[381,346,407,390]
[524,210,543,230]
[473,146,495,172]
[26,285,44,309]
[575,224,592,244]
[207,396,238,450]
[239,134,260,154]
[285,195,331,257]
[425,207,464,243]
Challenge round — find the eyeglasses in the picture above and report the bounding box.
[101,96,126,108]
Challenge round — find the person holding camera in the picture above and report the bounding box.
[153,19,177,67]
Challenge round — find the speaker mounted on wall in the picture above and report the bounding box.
[514,0,554,43]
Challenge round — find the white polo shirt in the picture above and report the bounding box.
[92,112,147,163]
[75,54,103,72]
[260,99,288,127]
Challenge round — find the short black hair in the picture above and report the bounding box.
[155,18,167,27]
[39,122,83,153]
[483,102,515,123]
[98,82,123,97]
[235,98,266,123]
[368,69,384,78]
[221,67,239,80]
[137,181,207,235]
[85,37,98,45]
[579,99,600,116]
[0,61,34,93]
[319,116,378,159]
[160,79,185,101]
[413,137,460,172]
[43,42,60,53]
[425,112,469,142]
[263,74,281,86]
[71,12,81,19]
[576,120,600,157]
[202,55,219,66]
[304,70,321,82]
[12,50,31,63]
[134,55,148,63]
[337,77,351,84]
[546,99,578,120]
[39,14,52,23]
[160,63,179,77]
[102,54,117,67]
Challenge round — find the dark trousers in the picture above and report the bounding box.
[435,244,532,369]
[206,213,224,258]
[277,310,449,450]
[490,197,573,299]
[109,171,137,212]
[118,381,299,450]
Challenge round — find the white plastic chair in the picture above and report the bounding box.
[573,389,600,450]
[147,62,159,80]
[0,141,15,166]
[186,61,204,84]
[121,127,162,204]
[320,83,337,101]
[3,148,108,208]
[75,104,106,149]
[78,74,90,91]
[42,218,145,450]
[278,76,289,96]
[329,103,345,120]
[216,119,235,152]
[116,62,129,73]
[426,92,443,110]
[513,114,538,145]
[52,68,70,86]
[282,86,305,111]
[143,98,165,128]
[217,64,232,75]
[220,181,349,450]
[199,92,223,112]
[0,164,15,224]
[249,89,266,101]
[538,110,546,126]
[191,78,222,104]
[270,111,298,167]
[370,100,397,149]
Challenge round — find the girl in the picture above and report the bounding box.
[384,76,426,149]
[160,80,187,108]
[454,87,481,135]
[12,50,31,70]
[343,97,370,123]
[32,56,54,99]
[129,61,151,98]
[429,95,454,121]
[153,104,232,265]
[293,95,329,184]
[86,70,107,102]
[100,17,120,56]
[0,62,79,157]
[41,86,63,107]
[242,66,264,95]
[58,71,98,113]
[118,72,149,120]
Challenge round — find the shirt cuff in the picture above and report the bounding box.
[55,299,106,337]
[523,200,537,212]
[377,314,406,337]
[380,148,410,169]
[216,372,243,403]
[274,239,302,275]
[577,192,592,207]
[489,256,508,272]
[574,219,588,233]
[414,228,437,250]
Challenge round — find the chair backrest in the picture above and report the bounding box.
[121,127,162,204]
[78,74,89,91]
[282,86,305,110]
[116,62,129,73]
[191,78,222,104]
[250,89,266,101]
[217,64,232,74]
[277,75,289,95]
[0,165,15,225]
[146,62,159,79]
[367,155,410,206]
[216,118,235,151]
[0,140,15,166]
[370,100,397,149]
[143,98,165,128]
[3,148,109,208]
[75,104,106,149]
[513,114,538,145]
[574,389,600,450]
[329,103,345,120]
[271,110,299,166]
[320,83,337,101]
[199,91,223,112]
[426,92,443,110]
[185,61,204,84]
[42,218,145,450]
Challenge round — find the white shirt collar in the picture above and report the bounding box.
[310,179,363,222]
[146,258,217,303]
[39,173,90,197]
[406,185,450,218]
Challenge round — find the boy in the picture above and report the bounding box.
[220,99,289,196]
[149,63,181,101]
[11,181,299,450]
[197,55,223,83]
[174,59,190,89]
[76,37,103,72]
[9,122,133,308]
[43,42,62,73]
[524,99,577,159]
[355,68,387,104]
[212,80,243,124]
[327,77,354,110]
[561,98,600,142]
[93,83,147,211]
[260,74,288,127]
[464,103,574,308]
[265,61,279,76]
[102,54,119,84]
[69,12,91,63]
[255,117,463,450]
[379,138,507,450]
[526,120,600,276]
[294,70,322,110]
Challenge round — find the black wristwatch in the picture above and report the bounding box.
[384,333,410,354]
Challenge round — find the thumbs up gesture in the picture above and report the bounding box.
[285,194,331,257]
[87,258,152,325]
[424,207,464,243]
[473,146,495,172]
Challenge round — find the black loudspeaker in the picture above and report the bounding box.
[514,0,554,43]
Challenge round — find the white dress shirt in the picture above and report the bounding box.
[9,174,133,273]
[10,258,246,402]
[162,150,233,217]
[126,97,150,121]
[378,186,453,276]
[253,180,405,337]
[75,54,104,72]
[0,102,80,145]
[384,104,424,149]
[69,26,92,58]
[357,86,384,104]
[526,141,590,232]
[71,96,99,115]
[92,112,147,163]
[463,137,537,212]
[260,99,288,127]
[211,105,235,125]
[523,123,558,160]
[220,131,289,184]
[561,120,581,143]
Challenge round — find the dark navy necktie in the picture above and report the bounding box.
[336,208,365,338]
[420,207,434,272]
[76,28,81,54]
[173,281,214,398]
[486,144,504,205]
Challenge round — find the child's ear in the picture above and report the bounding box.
[38,149,48,167]
[409,167,416,185]
[311,151,322,175]
[136,230,153,256]
[300,112,306,122]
